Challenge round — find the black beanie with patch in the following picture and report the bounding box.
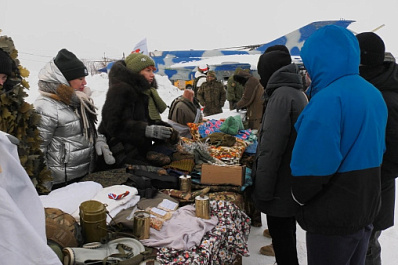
[257,45,292,88]
[356,32,385,67]
[54,49,88,81]
[0,49,13,76]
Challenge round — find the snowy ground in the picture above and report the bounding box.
[242,202,398,265]
[24,70,398,265]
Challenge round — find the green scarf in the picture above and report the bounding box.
[143,87,167,121]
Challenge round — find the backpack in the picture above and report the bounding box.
[192,75,206,94]
[168,96,182,120]
[168,96,198,121]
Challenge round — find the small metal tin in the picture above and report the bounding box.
[132,211,150,240]
[180,175,191,193]
[195,195,210,219]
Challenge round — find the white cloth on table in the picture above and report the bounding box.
[141,204,218,250]
[40,181,103,214]
[71,185,140,223]
[40,182,139,224]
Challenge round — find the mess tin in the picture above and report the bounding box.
[133,210,150,240]
[195,195,210,219]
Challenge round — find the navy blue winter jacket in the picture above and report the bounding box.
[290,25,388,235]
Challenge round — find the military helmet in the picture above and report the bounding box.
[45,207,83,248]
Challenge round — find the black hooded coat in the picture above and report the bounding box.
[360,61,398,230]
[252,64,308,217]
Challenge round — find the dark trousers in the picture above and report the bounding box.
[267,215,299,265]
[307,224,373,265]
[229,100,237,110]
[365,230,382,265]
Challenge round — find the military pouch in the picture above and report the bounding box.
[128,169,179,190]
[126,174,158,199]
[201,132,236,147]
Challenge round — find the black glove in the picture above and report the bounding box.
[145,125,173,140]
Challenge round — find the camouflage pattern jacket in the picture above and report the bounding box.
[226,74,244,106]
[197,80,226,116]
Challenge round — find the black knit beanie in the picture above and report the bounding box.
[0,49,13,76]
[356,32,385,66]
[264,45,290,54]
[257,45,292,88]
[54,49,88,81]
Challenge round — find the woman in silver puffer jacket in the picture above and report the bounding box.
[34,49,114,191]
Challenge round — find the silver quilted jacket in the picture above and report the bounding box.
[34,60,94,188]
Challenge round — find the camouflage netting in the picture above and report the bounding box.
[0,31,52,194]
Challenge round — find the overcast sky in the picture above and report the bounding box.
[2,0,397,71]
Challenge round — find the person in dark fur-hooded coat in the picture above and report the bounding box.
[98,54,178,169]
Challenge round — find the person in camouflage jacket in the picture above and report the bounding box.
[226,68,247,110]
[197,71,226,116]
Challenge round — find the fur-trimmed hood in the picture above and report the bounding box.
[38,81,79,107]
[234,70,252,86]
[38,60,69,86]
[37,61,98,144]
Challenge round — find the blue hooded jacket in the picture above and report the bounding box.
[290,25,388,235]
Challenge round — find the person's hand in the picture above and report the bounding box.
[145,125,173,140]
[95,134,116,165]
[168,128,180,145]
